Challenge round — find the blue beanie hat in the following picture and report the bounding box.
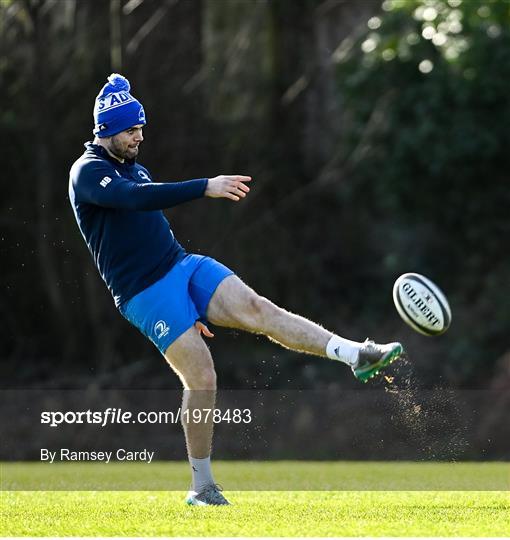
[93,73,146,138]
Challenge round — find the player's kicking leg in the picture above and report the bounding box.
[206,275,403,382]
[164,325,229,506]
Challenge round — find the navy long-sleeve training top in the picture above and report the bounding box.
[69,142,208,307]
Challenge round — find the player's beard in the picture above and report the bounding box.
[109,136,140,161]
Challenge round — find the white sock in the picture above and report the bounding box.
[190,456,215,493]
[326,335,362,366]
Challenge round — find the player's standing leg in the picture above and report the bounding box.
[164,325,229,506]
[206,275,403,381]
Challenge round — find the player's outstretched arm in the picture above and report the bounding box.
[205,175,251,201]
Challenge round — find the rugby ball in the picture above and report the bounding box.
[393,273,451,336]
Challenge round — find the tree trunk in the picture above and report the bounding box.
[110,0,122,71]
[29,0,67,330]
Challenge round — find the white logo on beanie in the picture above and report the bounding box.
[97,91,135,112]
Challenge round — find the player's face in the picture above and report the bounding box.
[108,125,144,160]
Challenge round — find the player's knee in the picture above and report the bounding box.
[246,294,277,329]
[189,366,217,390]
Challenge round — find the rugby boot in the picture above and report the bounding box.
[185,484,230,506]
[353,339,404,382]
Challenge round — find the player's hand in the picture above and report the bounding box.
[205,175,251,201]
[195,320,214,338]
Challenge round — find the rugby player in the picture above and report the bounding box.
[69,74,404,505]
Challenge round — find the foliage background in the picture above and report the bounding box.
[1,0,509,441]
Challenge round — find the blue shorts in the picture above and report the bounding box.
[119,254,234,354]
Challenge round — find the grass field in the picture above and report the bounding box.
[2,462,509,537]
